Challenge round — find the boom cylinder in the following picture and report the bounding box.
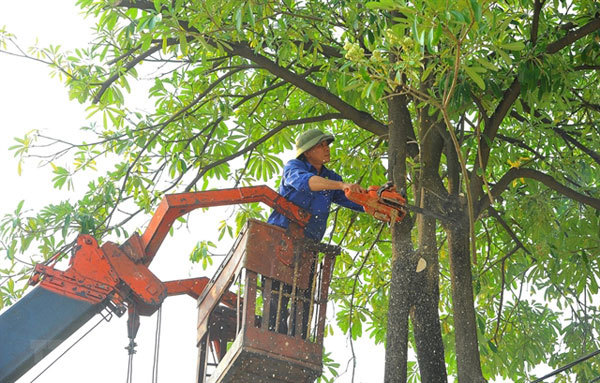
[0,286,102,383]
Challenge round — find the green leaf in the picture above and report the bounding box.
[51,167,70,190]
[179,31,188,55]
[450,10,467,23]
[496,48,513,65]
[365,0,396,10]
[235,6,242,32]
[15,200,24,214]
[476,57,499,71]
[464,66,486,90]
[501,41,526,51]
[470,0,482,22]
[61,214,71,238]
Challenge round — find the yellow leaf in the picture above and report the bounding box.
[507,159,521,168]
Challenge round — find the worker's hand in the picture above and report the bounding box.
[343,183,366,193]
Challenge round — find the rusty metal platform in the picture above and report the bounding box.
[195,219,339,383]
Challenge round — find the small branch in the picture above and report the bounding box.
[92,43,167,104]
[0,48,53,66]
[327,207,341,245]
[493,256,509,344]
[510,108,600,166]
[100,66,243,226]
[483,167,600,212]
[233,149,253,188]
[574,65,600,71]
[497,268,530,341]
[554,127,600,166]
[106,44,142,66]
[495,133,544,159]
[471,92,489,123]
[487,208,532,256]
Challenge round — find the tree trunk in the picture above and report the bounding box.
[385,220,414,383]
[384,90,412,383]
[411,195,447,382]
[446,206,486,382]
[411,112,447,382]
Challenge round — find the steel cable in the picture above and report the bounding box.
[152,306,163,383]
[530,348,600,382]
[31,315,106,382]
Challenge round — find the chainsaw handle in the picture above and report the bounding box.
[344,186,407,223]
[341,183,367,194]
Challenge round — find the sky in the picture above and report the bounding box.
[0,2,386,383]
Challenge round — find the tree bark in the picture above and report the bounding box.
[412,204,447,383]
[384,91,413,383]
[446,205,486,382]
[385,220,414,383]
[411,112,447,382]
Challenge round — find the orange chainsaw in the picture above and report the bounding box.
[346,183,453,223]
[345,184,407,223]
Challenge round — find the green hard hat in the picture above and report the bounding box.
[295,129,335,158]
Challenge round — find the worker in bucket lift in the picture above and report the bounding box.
[267,129,366,335]
[267,128,366,240]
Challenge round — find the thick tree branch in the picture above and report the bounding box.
[546,17,600,54]
[479,78,521,171]
[481,168,600,212]
[530,0,545,45]
[225,41,387,136]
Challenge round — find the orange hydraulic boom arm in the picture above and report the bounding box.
[140,186,310,265]
[30,186,310,317]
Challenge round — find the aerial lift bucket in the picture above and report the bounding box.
[195,219,339,383]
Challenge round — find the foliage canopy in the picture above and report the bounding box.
[1,0,600,381]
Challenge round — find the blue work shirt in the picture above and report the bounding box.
[267,158,363,241]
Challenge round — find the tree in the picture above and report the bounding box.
[1,0,600,381]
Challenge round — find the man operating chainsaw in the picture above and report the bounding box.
[267,128,366,241]
[266,129,366,336]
